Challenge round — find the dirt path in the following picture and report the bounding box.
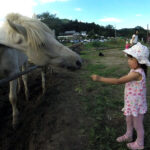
[0,48,131,150]
[0,67,89,150]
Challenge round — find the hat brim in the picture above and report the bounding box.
[123,48,150,66]
[123,48,137,58]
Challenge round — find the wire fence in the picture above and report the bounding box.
[0,65,41,85]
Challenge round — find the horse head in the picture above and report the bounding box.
[0,13,82,70]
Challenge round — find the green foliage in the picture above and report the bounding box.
[88,30,95,38]
[37,12,64,35]
[118,27,147,42]
[37,12,147,39]
[106,38,125,48]
[92,42,102,48]
[84,38,125,51]
[75,87,83,95]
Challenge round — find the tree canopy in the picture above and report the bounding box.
[37,12,147,40]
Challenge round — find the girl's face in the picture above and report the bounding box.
[128,56,139,69]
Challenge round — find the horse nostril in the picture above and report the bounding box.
[76,61,81,67]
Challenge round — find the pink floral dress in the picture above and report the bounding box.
[122,68,147,117]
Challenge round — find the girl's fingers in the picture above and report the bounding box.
[91,75,97,80]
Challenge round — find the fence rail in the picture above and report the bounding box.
[0,65,40,85]
[0,43,81,85]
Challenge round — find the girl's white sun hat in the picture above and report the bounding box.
[123,42,150,66]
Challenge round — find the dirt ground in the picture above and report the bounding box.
[0,66,89,150]
[0,47,131,150]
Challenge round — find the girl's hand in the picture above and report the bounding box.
[91,74,100,81]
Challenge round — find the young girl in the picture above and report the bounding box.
[91,42,150,150]
[125,39,130,49]
[130,30,139,46]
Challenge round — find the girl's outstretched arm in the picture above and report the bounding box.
[91,71,141,85]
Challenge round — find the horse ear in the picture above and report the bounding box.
[7,19,27,38]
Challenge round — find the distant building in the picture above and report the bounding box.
[80,31,87,37]
[57,30,88,43]
[58,30,81,41]
[57,35,74,40]
[64,30,76,35]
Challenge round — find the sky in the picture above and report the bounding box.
[1,0,150,29]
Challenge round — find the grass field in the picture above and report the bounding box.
[75,40,150,150]
[1,39,150,150]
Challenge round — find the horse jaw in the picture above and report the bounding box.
[43,35,82,70]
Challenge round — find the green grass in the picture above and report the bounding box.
[75,42,150,150]
[84,38,125,50]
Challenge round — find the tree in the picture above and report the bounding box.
[37,12,147,40]
[88,30,96,39]
[37,12,63,35]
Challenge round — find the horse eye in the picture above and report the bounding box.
[17,38,22,44]
[39,42,46,48]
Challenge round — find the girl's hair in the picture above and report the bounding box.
[140,64,147,77]
[127,54,147,76]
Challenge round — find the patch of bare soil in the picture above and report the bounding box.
[95,49,128,67]
[0,67,89,150]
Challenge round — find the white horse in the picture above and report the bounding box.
[0,13,82,69]
[0,13,82,128]
[0,44,52,128]
[0,44,29,128]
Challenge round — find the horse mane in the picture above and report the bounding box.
[5,13,54,52]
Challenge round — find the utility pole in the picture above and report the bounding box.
[114,25,117,38]
[32,13,37,19]
[147,24,149,43]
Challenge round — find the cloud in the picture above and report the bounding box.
[99,17,122,23]
[136,14,142,17]
[39,0,69,3]
[74,8,82,11]
[0,0,37,24]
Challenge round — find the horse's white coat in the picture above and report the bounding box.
[0,13,82,69]
[0,13,82,127]
[0,45,28,127]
